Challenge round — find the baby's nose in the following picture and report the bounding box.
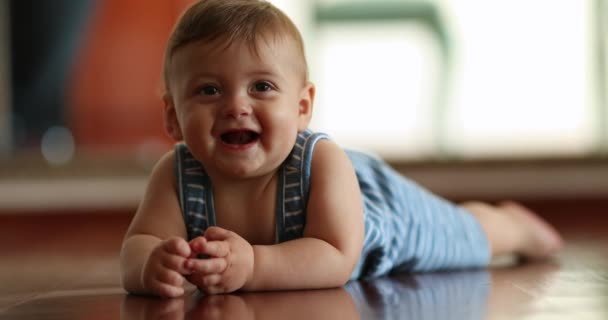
[223,95,251,118]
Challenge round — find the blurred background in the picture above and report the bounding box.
[0,0,607,212]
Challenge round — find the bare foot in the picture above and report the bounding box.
[498,201,563,259]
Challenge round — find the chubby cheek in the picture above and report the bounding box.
[260,111,300,151]
[180,112,214,153]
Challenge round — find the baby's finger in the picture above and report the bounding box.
[157,269,186,288]
[200,273,223,287]
[200,284,227,295]
[204,226,231,241]
[198,240,230,258]
[186,257,228,274]
[163,237,191,257]
[189,236,208,253]
[161,255,191,275]
[149,279,185,298]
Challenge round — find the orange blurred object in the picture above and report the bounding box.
[68,0,195,154]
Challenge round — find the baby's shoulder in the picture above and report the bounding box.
[310,139,353,172]
[145,149,178,186]
[156,148,178,170]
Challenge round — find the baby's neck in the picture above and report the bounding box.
[209,170,278,200]
[210,172,279,245]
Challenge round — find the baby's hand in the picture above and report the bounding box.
[142,237,192,298]
[185,227,254,295]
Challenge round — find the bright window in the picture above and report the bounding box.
[274,0,603,160]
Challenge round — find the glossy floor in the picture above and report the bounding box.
[0,203,607,319]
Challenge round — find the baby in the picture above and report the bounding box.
[120,0,563,298]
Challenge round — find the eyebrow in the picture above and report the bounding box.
[186,69,284,82]
[247,70,283,79]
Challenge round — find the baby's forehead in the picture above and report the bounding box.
[171,34,306,77]
[201,31,299,56]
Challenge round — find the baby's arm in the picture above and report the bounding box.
[120,151,192,297]
[247,140,365,289]
[187,140,365,293]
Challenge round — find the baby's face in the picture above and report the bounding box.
[165,35,313,180]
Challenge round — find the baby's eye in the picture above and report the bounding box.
[198,85,219,96]
[252,81,273,92]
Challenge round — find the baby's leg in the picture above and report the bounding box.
[462,201,563,259]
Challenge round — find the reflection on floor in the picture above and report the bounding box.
[0,201,607,319]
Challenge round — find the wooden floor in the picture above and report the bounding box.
[0,199,607,319]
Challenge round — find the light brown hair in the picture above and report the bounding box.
[162,0,308,93]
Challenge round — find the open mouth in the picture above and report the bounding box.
[220,130,260,145]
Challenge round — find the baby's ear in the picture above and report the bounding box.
[163,94,183,141]
[297,82,315,131]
